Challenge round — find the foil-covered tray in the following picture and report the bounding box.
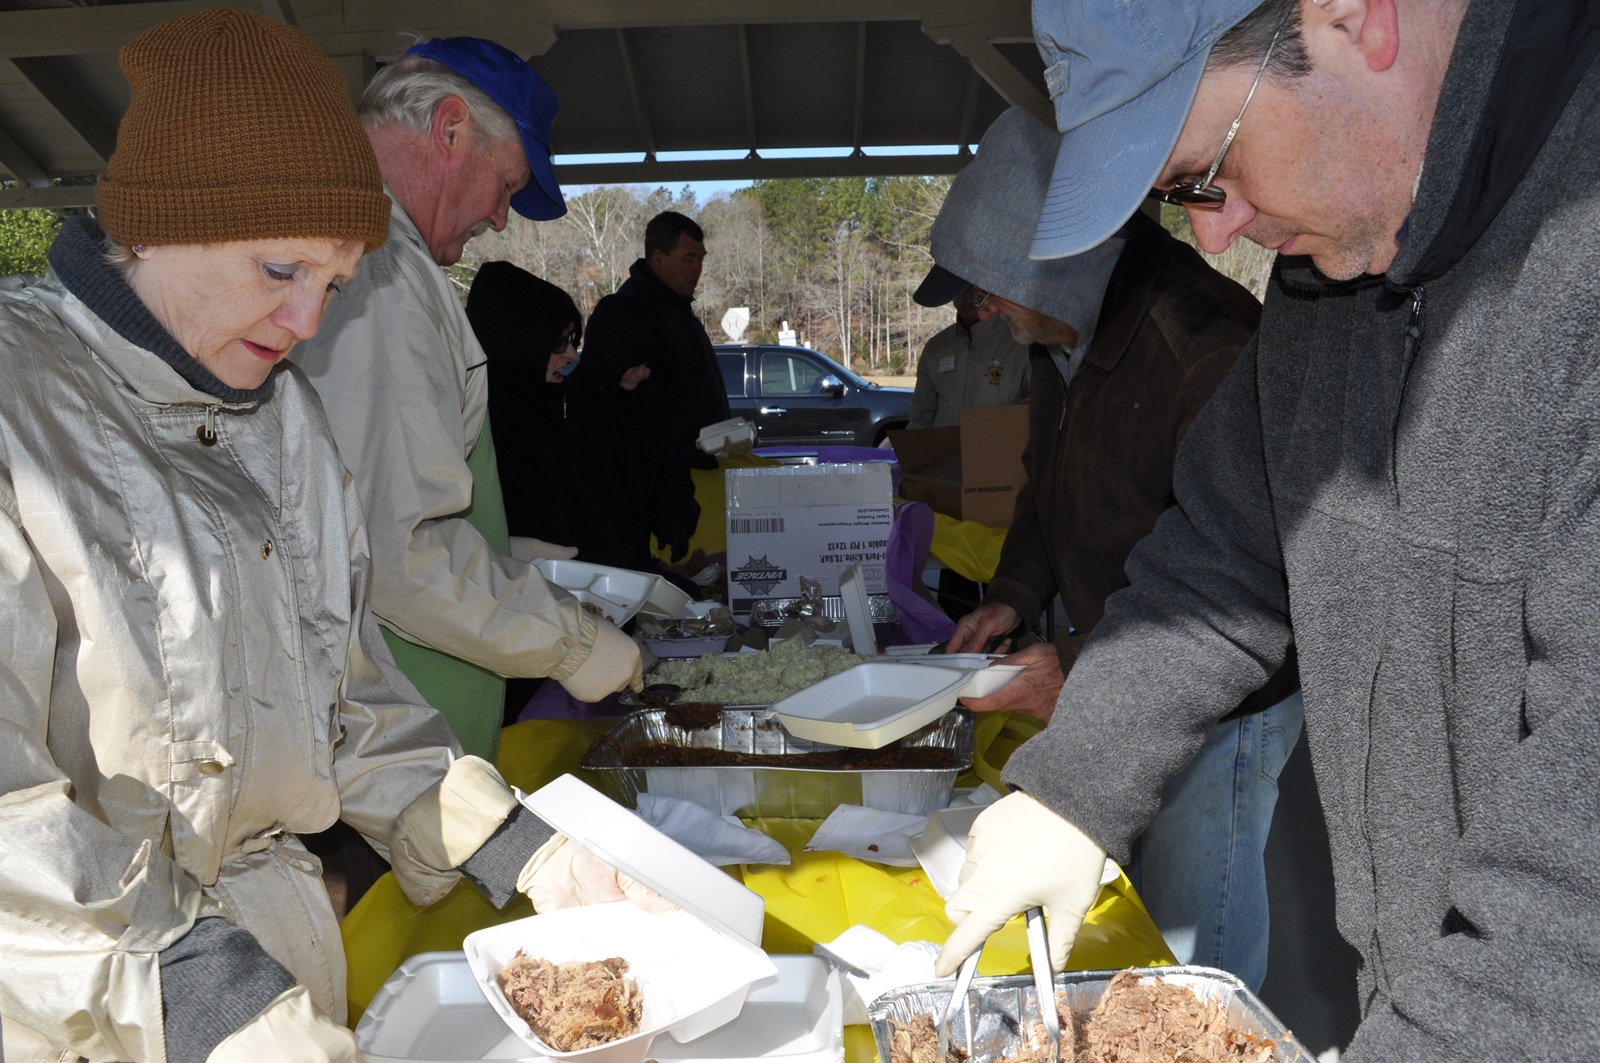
[579,708,972,818]
[747,593,899,628]
[867,967,1310,1062]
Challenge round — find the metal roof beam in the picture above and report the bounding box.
[851,22,866,155]
[0,1,263,59]
[737,24,757,154]
[613,27,656,159]
[0,126,48,188]
[0,183,99,210]
[555,152,971,185]
[256,0,297,26]
[925,25,1049,125]
[8,57,117,164]
[956,66,980,154]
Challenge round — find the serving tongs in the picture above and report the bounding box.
[936,906,1061,1062]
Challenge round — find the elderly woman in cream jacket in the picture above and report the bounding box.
[0,12,650,1063]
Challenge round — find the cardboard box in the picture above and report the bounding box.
[724,463,894,617]
[889,404,1030,528]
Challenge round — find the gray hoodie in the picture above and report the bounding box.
[1006,0,1600,1057]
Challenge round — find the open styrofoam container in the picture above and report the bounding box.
[536,560,655,626]
[894,654,1024,699]
[464,904,775,1063]
[838,563,876,655]
[355,952,844,1063]
[767,660,969,749]
[461,775,777,1063]
[639,577,696,620]
[698,417,757,458]
[908,804,1121,900]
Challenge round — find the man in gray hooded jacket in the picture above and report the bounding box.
[938,0,1600,1058]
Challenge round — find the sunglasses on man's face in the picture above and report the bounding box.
[552,328,579,354]
[1148,25,1284,212]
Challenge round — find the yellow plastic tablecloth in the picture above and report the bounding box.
[341,717,1175,1059]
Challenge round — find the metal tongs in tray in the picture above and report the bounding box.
[937,907,1061,1062]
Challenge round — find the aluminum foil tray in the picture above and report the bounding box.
[747,593,899,629]
[579,708,972,818]
[867,967,1310,1062]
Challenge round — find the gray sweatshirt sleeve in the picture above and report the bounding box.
[1002,337,1292,863]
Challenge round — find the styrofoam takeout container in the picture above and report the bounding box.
[461,775,776,1063]
[767,661,969,749]
[356,952,843,1063]
[838,563,876,655]
[536,559,655,626]
[464,904,775,1063]
[698,417,757,459]
[893,654,1023,700]
[908,804,1120,900]
[639,577,695,620]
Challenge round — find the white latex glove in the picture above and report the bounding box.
[508,535,579,563]
[936,791,1107,976]
[518,833,678,914]
[557,620,643,702]
[206,985,362,1062]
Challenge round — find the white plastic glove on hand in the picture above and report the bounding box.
[206,985,362,1062]
[936,790,1107,976]
[508,536,579,563]
[518,833,678,914]
[558,620,644,702]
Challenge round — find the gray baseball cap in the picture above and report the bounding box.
[914,106,1123,332]
[1030,0,1264,259]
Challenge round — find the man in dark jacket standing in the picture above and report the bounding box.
[940,0,1600,1059]
[927,107,1301,992]
[582,211,729,560]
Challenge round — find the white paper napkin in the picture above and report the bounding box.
[945,782,1004,808]
[634,793,790,866]
[803,805,928,866]
[812,925,942,1025]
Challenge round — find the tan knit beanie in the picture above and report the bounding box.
[97,9,388,251]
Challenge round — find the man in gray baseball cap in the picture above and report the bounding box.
[917,106,1302,992]
[943,0,1600,1058]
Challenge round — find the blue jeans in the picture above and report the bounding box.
[1124,691,1304,993]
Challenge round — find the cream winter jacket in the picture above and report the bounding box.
[0,267,502,1061]
[291,194,600,686]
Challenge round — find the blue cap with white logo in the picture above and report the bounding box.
[404,36,567,221]
[1029,0,1263,259]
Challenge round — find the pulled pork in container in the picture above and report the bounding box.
[496,953,643,1051]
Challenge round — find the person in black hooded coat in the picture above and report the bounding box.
[465,261,637,570]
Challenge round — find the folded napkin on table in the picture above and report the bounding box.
[634,793,790,866]
[803,804,928,866]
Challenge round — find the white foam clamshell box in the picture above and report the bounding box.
[463,904,775,1063]
[436,775,784,1063]
[535,559,656,626]
[767,660,969,750]
[356,952,843,1063]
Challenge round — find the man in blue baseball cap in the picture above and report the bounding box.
[295,39,645,766]
[941,0,1600,1058]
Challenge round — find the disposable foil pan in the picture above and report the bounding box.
[579,708,972,818]
[867,967,1310,1062]
[747,593,899,628]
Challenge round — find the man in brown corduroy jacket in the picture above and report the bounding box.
[921,107,1300,992]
